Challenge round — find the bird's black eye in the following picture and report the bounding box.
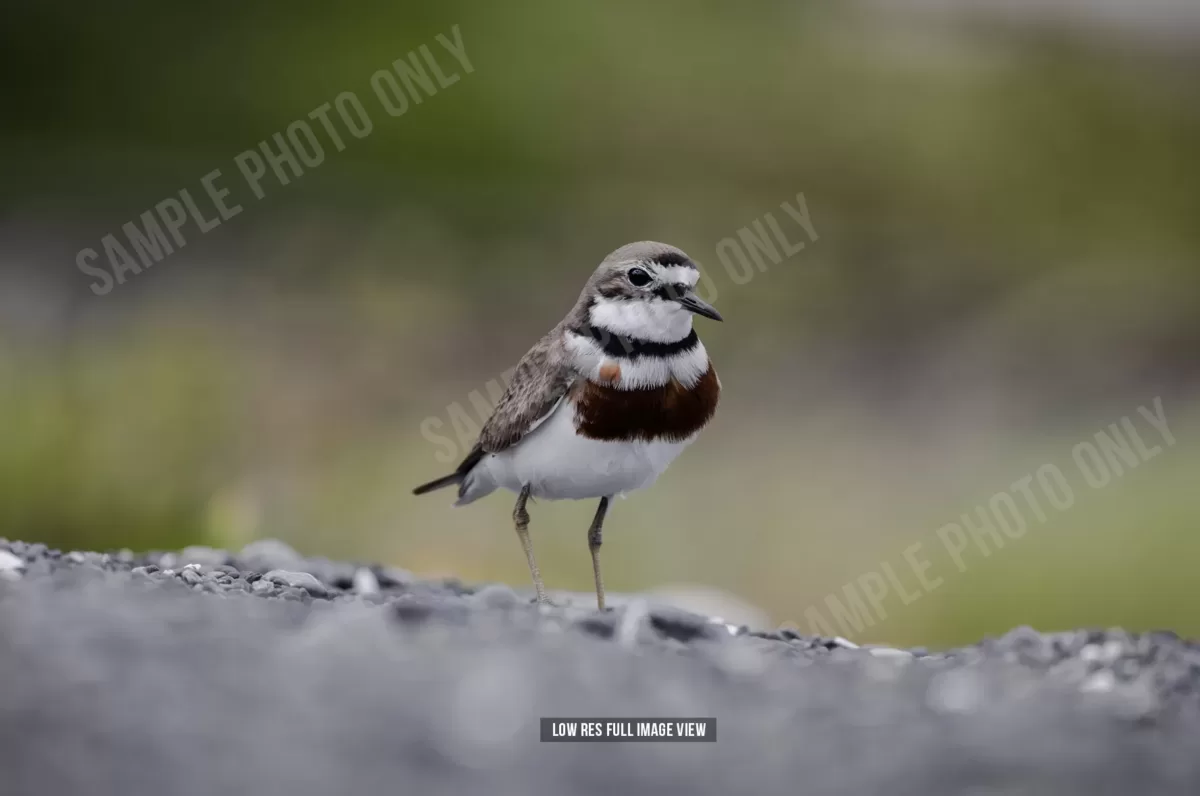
[627,267,652,287]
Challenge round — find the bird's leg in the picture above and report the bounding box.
[588,496,612,611]
[513,484,548,604]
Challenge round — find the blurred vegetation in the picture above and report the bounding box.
[1,2,1198,646]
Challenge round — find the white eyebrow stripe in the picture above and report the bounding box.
[655,265,699,287]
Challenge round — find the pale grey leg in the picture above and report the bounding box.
[588,496,611,611]
[513,484,548,604]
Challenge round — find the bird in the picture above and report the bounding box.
[412,241,722,611]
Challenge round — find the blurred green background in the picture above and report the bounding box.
[2,1,1198,647]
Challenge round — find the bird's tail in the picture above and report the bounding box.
[412,472,462,495]
[412,445,485,497]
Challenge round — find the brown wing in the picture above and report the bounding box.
[477,336,576,453]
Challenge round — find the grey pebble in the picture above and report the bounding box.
[239,538,303,571]
[391,594,468,625]
[377,566,415,588]
[647,605,727,643]
[303,557,357,587]
[470,583,520,609]
[263,569,328,598]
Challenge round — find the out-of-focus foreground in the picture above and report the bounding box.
[2,1,1198,646]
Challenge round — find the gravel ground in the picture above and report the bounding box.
[1,537,1199,796]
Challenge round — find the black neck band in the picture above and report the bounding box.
[572,325,698,359]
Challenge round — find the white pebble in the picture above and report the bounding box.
[0,550,24,572]
[1081,671,1117,694]
[352,568,380,596]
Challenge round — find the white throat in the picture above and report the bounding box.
[588,297,693,343]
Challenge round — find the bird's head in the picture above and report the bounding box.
[581,241,722,344]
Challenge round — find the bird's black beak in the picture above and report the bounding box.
[675,292,723,322]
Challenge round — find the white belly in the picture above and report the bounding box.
[460,399,695,503]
